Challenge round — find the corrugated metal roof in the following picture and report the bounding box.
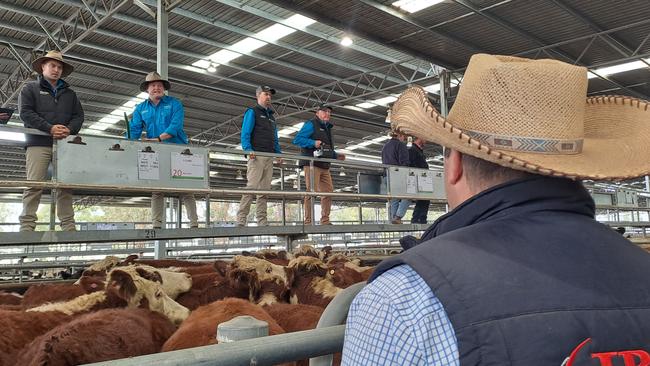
[0,0,648,186]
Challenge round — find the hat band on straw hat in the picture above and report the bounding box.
[465,130,584,154]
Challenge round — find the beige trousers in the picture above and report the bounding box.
[237,156,274,226]
[151,193,198,228]
[303,166,333,225]
[19,146,75,231]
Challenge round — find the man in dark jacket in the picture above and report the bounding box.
[381,131,410,224]
[236,85,281,227]
[293,104,345,225]
[408,136,429,224]
[18,50,84,231]
[343,54,650,365]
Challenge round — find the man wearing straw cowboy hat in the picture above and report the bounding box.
[128,72,198,229]
[342,54,650,365]
[18,50,84,232]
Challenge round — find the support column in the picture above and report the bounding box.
[157,0,169,78]
[439,70,450,118]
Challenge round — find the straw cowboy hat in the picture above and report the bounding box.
[31,50,74,77]
[390,54,650,180]
[140,72,171,92]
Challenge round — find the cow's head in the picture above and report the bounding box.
[229,256,292,305]
[107,266,190,325]
[288,256,328,278]
[130,264,192,299]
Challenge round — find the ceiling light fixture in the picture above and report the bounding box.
[340,36,353,47]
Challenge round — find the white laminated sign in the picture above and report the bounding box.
[171,152,205,180]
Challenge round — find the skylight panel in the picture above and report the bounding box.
[284,14,316,29]
[588,60,648,79]
[258,23,296,42]
[392,0,444,13]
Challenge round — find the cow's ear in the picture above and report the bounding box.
[135,267,163,283]
[108,269,137,300]
[121,254,139,266]
[284,266,295,287]
[213,260,228,276]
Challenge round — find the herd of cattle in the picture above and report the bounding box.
[0,245,374,366]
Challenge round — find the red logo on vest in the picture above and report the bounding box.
[563,338,650,366]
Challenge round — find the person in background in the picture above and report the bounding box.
[293,104,345,225]
[409,136,430,224]
[381,130,410,224]
[129,72,198,229]
[236,85,281,227]
[18,50,84,231]
[343,54,650,365]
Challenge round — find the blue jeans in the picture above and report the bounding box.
[390,199,410,219]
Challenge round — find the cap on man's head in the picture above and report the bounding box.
[256,85,276,95]
[316,103,333,112]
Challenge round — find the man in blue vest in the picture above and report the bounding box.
[236,85,281,227]
[342,54,650,365]
[129,72,198,229]
[293,104,345,225]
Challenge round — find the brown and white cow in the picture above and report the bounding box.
[162,298,285,352]
[16,308,176,366]
[228,255,293,306]
[288,256,342,308]
[28,266,190,325]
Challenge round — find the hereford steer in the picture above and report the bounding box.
[254,249,292,266]
[229,256,293,305]
[162,298,285,352]
[28,266,190,325]
[0,291,22,305]
[16,308,176,366]
[288,257,342,308]
[128,264,193,299]
[176,272,250,311]
[0,310,73,365]
[22,276,105,308]
[79,255,121,278]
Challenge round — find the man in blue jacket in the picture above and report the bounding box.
[18,50,84,231]
[343,54,650,365]
[129,72,197,229]
[293,104,345,225]
[236,86,281,227]
[381,131,410,224]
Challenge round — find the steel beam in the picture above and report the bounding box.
[450,0,650,99]
[0,0,132,107]
[358,0,485,53]
[262,0,448,67]
[156,0,168,79]
[215,0,428,72]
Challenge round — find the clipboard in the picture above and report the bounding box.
[123,112,131,138]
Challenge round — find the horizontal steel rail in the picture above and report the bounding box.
[84,325,346,366]
[0,223,428,246]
